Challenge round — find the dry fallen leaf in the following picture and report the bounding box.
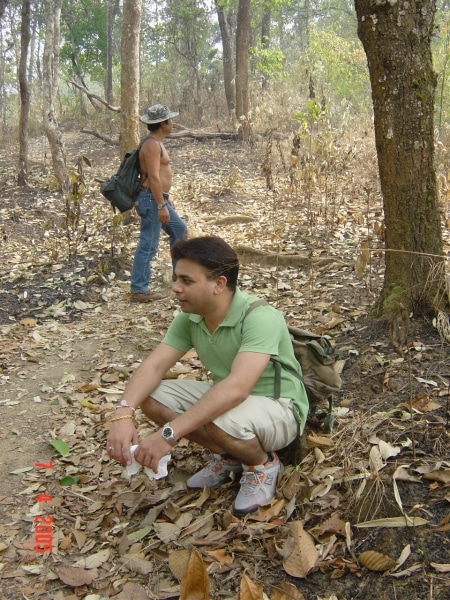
[58,566,97,587]
[239,573,264,599]
[270,581,306,600]
[281,521,319,578]
[358,550,397,572]
[114,582,150,600]
[169,548,191,581]
[179,549,210,600]
[430,562,450,573]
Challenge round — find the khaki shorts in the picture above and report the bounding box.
[152,380,299,451]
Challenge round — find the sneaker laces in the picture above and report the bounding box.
[238,469,266,496]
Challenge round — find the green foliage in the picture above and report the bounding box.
[50,439,71,456]
[250,46,285,79]
[291,24,371,115]
[60,0,110,83]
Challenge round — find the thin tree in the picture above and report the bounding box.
[235,0,251,140]
[43,0,69,193]
[18,0,31,186]
[215,0,236,114]
[354,0,447,327]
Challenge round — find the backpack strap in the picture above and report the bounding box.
[241,299,304,400]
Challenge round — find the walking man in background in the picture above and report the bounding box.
[130,104,188,303]
[108,236,309,515]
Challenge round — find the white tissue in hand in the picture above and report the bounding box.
[126,445,170,480]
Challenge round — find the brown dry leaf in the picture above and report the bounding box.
[378,440,401,460]
[179,548,210,600]
[58,566,97,587]
[306,433,334,449]
[358,550,397,572]
[153,521,181,543]
[422,469,450,483]
[74,548,110,568]
[73,529,87,550]
[120,554,153,575]
[412,394,441,412]
[114,582,150,600]
[205,548,234,565]
[430,562,450,572]
[179,511,214,539]
[281,521,319,578]
[168,548,191,581]
[354,243,370,280]
[239,573,264,599]
[270,581,305,600]
[248,498,285,521]
[389,563,423,578]
[317,514,346,537]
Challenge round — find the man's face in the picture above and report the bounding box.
[172,258,219,314]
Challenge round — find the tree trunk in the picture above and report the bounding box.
[106,0,114,105]
[43,0,69,193]
[120,0,141,158]
[18,0,31,186]
[355,0,446,320]
[261,3,270,89]
[0,0,9,22]
[235,0,251,141]
[215,0,235,114]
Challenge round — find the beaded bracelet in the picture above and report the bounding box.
[110,414,134,423]
[115,400,136,413]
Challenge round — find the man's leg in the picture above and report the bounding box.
[142,380,299,515]
[161,204,188,274]
[130,191,161,297]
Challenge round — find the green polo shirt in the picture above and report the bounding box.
[162,288,309,430]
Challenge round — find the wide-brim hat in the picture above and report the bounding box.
[140,104,179,124]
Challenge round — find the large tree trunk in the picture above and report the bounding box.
[120,0,141,157]
[355,0,446,320]
[215,0,235,114]
[43,0,69,193]
[235,0,251,141]
[18,0,31,186]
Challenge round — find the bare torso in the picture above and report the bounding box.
[139,137,173,193]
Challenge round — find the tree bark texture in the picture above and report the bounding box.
[18,0,31,186]
[355,0,446,316]
[43,0,69,194]
[120,0,141,158]
[215,0,235,113]
[106,0,114,105]
[235,0,251,140]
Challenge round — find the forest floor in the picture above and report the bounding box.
[0,127,449,600]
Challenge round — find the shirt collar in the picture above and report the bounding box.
[188,288,248,327]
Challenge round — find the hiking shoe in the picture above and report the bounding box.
[187,453,243,490]
[130,291,164,303]
[233,452,283,516]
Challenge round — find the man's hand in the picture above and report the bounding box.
[133,431,173,474]
[106,419,138,466]
[158,206,170,224]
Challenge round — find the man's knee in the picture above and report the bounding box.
[141,396,161,418]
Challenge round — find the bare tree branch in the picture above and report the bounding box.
[68,80,120,112]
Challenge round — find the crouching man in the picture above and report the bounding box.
[106,236,308,516]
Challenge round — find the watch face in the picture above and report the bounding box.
[162,425,174,441]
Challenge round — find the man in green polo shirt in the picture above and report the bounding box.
[107,236,308,516]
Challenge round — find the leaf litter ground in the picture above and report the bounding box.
[0,130,449,600]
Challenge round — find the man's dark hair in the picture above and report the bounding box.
[147,121,168,132]
[171,236,239,291]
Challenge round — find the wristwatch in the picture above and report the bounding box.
[161,423,177,446]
